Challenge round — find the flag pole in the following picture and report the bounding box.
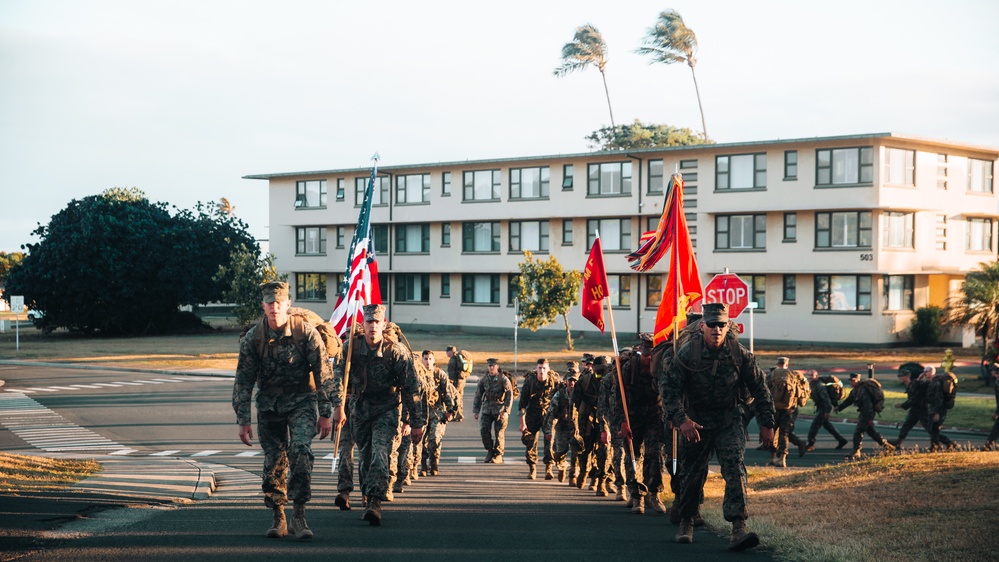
[670,171,682,476]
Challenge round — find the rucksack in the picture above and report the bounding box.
[769,368,805,410]
[247,307,342,391]
[504,371,520,399]
[859,379,885,414]
[820,374,846,402]
[936,371,958,410]
[458,351,473,379]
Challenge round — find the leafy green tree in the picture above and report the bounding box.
[636,9,708,138]
[515,251,582,351]
[4,187,259,335]
[217,245,284,327]
[945,260,999,379]
[586,119,711,150]
[554,24,615,128]
[0,251,24,288]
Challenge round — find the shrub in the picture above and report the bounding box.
[910,306,944,346]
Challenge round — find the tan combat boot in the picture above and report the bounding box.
[544,464,554,480]
[595,477,608,497]
[845,449,862,461]
[289,503,312,540]
[334,491,351,511]
[776,455,787,468]
[616,485,628,502]
[558,467,566,482]
[528,464,536,480]
[631,495,645,514]
[362,497,382,526]
[676,517,694,543]
[588,476,598,491]
[265,506,288,538]
[646,494,667,514]
[729,518,760,551]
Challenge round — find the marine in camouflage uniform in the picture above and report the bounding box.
[887,369,933,449]
[805,370,848,451]
[598,363,625,499]
[835,373,894,459]
[331,305,426,526]
[233,282,334,539]
[519,358,559,479]
[420,350,456,476]
[766,358,809,466]
[473,358,513,462]
[986,367,999,449]
[545,362,579,483]
[924,367,954,450]
[661,303,775,551]
[446,345,471,421]
[572,355,610,490]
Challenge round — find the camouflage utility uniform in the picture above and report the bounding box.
[598,368,626,493]
[545,379,578,481]
[572,364,608,487]
[473,369,513,461]
[422,363,456,474]
[806,376,847,448]
[520,372,559,472]
[613,348,666,505]
[836,379,891,455]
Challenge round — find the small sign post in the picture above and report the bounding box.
[10,295,24,354]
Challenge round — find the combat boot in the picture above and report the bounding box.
[805,440,816,452]
[392,481,404,494]
[767,452,780,467]
[645,494,667,514]
[265,506,288,538]
[544,464,554,480]
[588,476,598,491]
[881,440,896,453]
[595,478,608,497]
[675,518,694,544]
[631,495,645,514]
[798,441,808,457]
[289,502,313,540]
[887,438,902,449]
[986,440,996,451]
[776,455,787,467]
[836,437,849,449]
[528,464,536,480]
[616,485,628,502]
[362,497,382,526]
[729,518,759,551]
[693,511,706,527]
[483,451,494,463]
[491,454,503,464]
[605,479,617,494]
[845,449,862,461]
[334,491,351,511]
[558,467,566,482]
[575,473,585,489]
[385,489,395,502]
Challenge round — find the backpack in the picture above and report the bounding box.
[504,371,520,399]
[247,307,342,391]
[820,374,846,402]
[936,371,958,410]
[859,379,885,414]
[769,368,804,410]
[458,351,473,379]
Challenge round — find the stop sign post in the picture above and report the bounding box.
[703,273,749,318]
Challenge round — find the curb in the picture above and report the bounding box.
[0,359,234,378]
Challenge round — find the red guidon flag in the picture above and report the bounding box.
[582,236,610,333]
[650,173,703,345]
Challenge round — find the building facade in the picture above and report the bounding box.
[245,133,998,346]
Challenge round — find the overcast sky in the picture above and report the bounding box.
[2,0,998,253]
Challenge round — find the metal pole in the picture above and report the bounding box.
[514,297,519,376]
[749,304,754,354]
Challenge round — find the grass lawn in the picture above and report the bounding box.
[0,452,100,492]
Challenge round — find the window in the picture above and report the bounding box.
[607,274,631,307]
[815,211,872,248]
[509,221,549,252]
[680,159,698,169]
[395,224,430,253]
[782,275,796,304]
[462,222,500,252]
[463,169,501,201]
[441,274,450,297]
[884,148,915,186]
[814,275,872,311]
[395,273,430,303]
[295,180,327,208]
[396,173,430,204]
[336,179,345,201]
[562,164,574,190]
[442,171,452,196]
[336,226,346,248]
[935,214,947,251]
[683,171,698,195]
[462,274,500,304]
[783,213,797,242]
[586,218,632,251]
[882,212,914,249]
[441,223,451,247]
[372,224,388,254]
[716,214,766,250]
[355,176,389,206]
[967,218,993,252]
[747,274,766,311]
[646,275,662,308]
[296,227,326,255]
[296,273,326,301]
[562,219,573,246]
[968,158,995,193]
[510,166,550,199]
[508,274,520,307]
[883,275,914,311]
[716,153,766,190]
[937,154,948,190]
[648,159,664,194]
[587,162,632,195]
[784,151,797,180]
[816,147,874,186]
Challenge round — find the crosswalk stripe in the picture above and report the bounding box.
[235,451,261,457]
[191,450,221,457]
[108,449,138,455]
[150,450,182,456]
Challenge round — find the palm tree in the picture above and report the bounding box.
[636,9,707,139]
[945,260,999,379]
[554,24,615,129]
[219,197,236,216]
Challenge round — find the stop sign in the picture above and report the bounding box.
[703,273,749,318]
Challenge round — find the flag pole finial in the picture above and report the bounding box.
[371,152,380,162]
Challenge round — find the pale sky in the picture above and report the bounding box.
[2,0,998,253]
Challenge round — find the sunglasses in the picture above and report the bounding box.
[705,321,727,329]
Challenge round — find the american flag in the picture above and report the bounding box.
[330,155,382,337]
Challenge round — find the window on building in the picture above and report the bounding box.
[396,173,431,204]
[935,214,947,251]
[882,212,914,248]
[683,171,698,196]
[562,164,574,190]
[395,273,430,303]
[336,179,345,201]
[336,226,346,248]
[783,213,797,242]
[716,214,766,250]
[587,162,632,196]
[884,148,915,186]
[463,169,501,201]
[967,218,993,252]
[784,150,797,180]
[372,224,388,254]
[608,274,631,307]
[395,223,430,253]
[441,274,450,297]
[782,275,796,303]
[296,273,326,301]
[648,159,664,194]
[586,218,632,251]
[646,275,662,309]
[747,274,766,311]
[816,147,874,186]
[441,223,451,247]
[355,176,389,206]
[510,221,549,253]
[510,166,550,199]
[562,219,573,246]
[716,153,766,190]
[462,274,500,304]
[883,275,914,311]
[814,275,872,311]
[442,171,452,196]
[508,274,520,307]
[295,180,327,208]
[936,154,948,190]
[296,227,326,255]
[816,211,873,248]
[968,158,995,193]
[462,222,501,252]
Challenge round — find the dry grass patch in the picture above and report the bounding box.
[696,452,999,561]
[0,453,100,492]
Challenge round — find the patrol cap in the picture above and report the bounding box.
[446,345,457,352]
[565,360,579,372]
[486,357,499,366]
[639,332,654,344]
[849,372,862,381]
[261,281,290,303]
[581,353,595,364]
[565,371,579,381]
[362,304,386,322]
[592,355,613,372]
[702,302,729,324]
